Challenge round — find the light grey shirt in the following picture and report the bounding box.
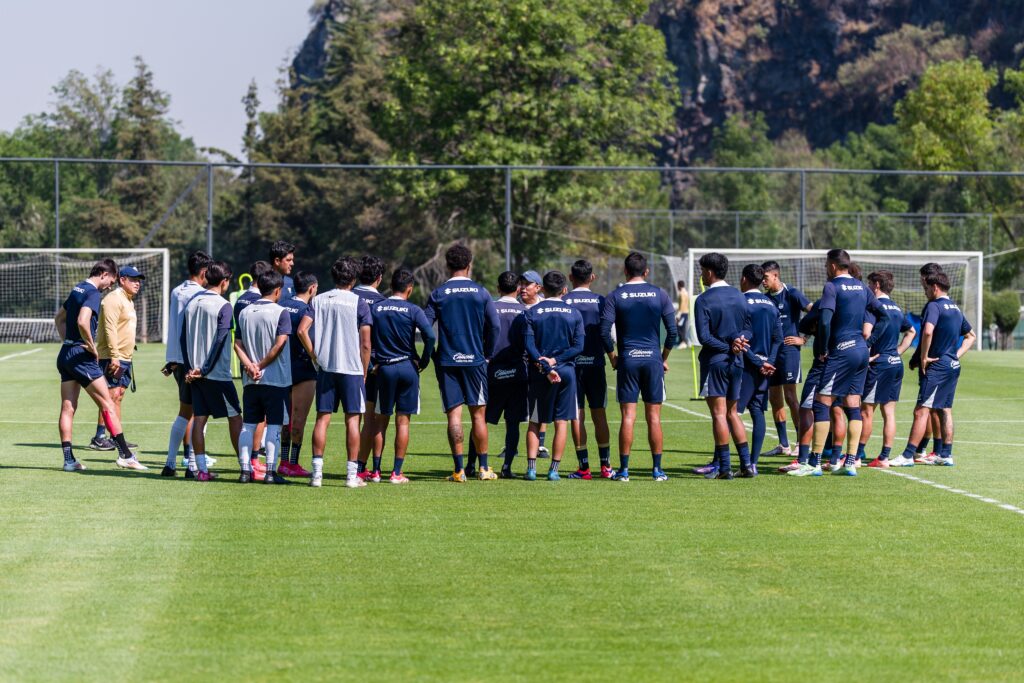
[311,288,372,375]
[238,300,292,387]
[166,279,203,363]
[183,292,234,382]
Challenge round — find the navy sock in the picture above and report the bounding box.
[467,441,477,470]
[290,442,301,465]
[917,437,929,454]
[577,448,590,469]
[943,442,953,458]
[112,433,132,460]
[357,460,366,473]
[775,420,789,448]
[504,422,519,459]
[503,449,516,469]
[453,455,464,472]
[856,443,866,460]
[798,444,810,464]
[830,445,843,466]
[824,431,834,452]
[372,455,382,472]
[478,452,489,470]
[61,441,75,464]
[598,445,611,467]
[393,456,404,474]
[619,454,630,471]
[549,460,560,473]
[809,452,821,467]
[718,444,732,471]
[538,431,547,449]
[879,446,891,460]
[933,438,944,455]
[94,424,106,440]
[751,410,766,465]
[901,441,918,459]
[737,442,750,469]
[184,444,193,459]
[652,453,662,471]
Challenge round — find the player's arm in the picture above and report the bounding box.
[660,290,679,360]
[483,296,500,360]
[764,316,783,374]
[694,298,730,354]
[358,299,373,379]
[54,306,67,338]
[554,313,585,366]
[919,322,935,373]
[813,284,836,360]
[600,294,617,366]
[233,337,260,379]
[256,310,292,369]
[77,306,98,358]
[414,308,436,371]
[897,315,917,355]
[297,313,316,365]
[956,320,976,359]
[734,305,753,354]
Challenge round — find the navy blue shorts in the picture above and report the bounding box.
[616,357,665,404]
[57,345,104,387]
[864,355,904,405]
[801,363,825,409]
[700,359,742,401]
[374,361,420,416]
[738,367,769,413]
[575,363,607,410]
[435,364,488,412]
[191,379,241,419]
[819,345,869,398]
[99,359,132,389]
[486,365,527,424]
[769,345,802,386]
[917,358,961,409]
[316,371,366,414]
[243,384,290,424]
[528,368,578,423]
[291,359,317,385]
[173,364,192,405]
[365,368,379,405]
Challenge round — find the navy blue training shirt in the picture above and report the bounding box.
[865,296,913,359]
[817,275,887,351]
[371,297,435,368]
[424,277,500,367]
[766,285,810,337]
[280,295,315,370]
[62,280,101,345]
[564,287,606,367]
[354,285,386,310]
[600,281,679,358]
[693,282,751,367]
[743,289,783,368]
[233,288,261,327]
[490,297,528,378]
[281,274,295,300]
[922,296,972,359]
[523,298,585,373]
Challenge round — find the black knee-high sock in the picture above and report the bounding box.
[467,440,477,471]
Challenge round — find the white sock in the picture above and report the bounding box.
[187,452,198,472]
[196,452,208,473]
[346,460,357,480]
[265,424,281,474]
[167,416,188,468]
[312,456,324,477]
[239,423,255,472]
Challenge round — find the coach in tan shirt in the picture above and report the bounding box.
[91,266,144,458]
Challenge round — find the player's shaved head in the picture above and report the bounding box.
[497,271,519,295]
[542,271,567,297]
[445,244,472,273]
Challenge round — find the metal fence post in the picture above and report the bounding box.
[54,159,61,311]
[206,163,214,256]
[734,212,740,248]
[856,214,862,250]
[668,210,675,257]
[504,167,512,271]
[799,170,807,249]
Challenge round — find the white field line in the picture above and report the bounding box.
[0,347,42,362]
[879,469,1024,519]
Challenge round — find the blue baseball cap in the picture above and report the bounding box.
[521,270,542,285]
[119,265,146,279]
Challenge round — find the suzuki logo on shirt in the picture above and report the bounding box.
[444,287,477,295]
[376,305,407,313]
[452,353,476,363]
[943,303,960,311]
[839,284,863,291]
[621,291,656,299]
[537,307,572,315]
[627,349,654,358]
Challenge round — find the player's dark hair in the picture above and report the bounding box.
[826,249,851,269]
[761,260,781,274]
[391,268,415,294]
[331,256,361,286]
[624,252,648,278]
[294,270,318,294]
[205,261,232,287]
[676,279,686,289]
[571,259,593,283]
[257,270,283,295]
[741,264,764,287]
[867,271,895,295]
[925,271,951,292]
[542,271,567,297]
[269,240,294,263]
[187,250,211,277]
[920,262,943,277]
[249,260,273,280]
[445,244,472,272]
[497,271,519,295]
[89,259,117,278]
[849,262,862,281]
[359,255,386,285]
[698,252,729,280]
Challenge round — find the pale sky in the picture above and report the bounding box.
[0,0,315,158]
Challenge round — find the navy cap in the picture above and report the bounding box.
[521,270,542,285]
[119,265,146,279]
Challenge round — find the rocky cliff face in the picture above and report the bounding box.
[294,0,1024,163]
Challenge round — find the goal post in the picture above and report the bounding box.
[0,248,170,344]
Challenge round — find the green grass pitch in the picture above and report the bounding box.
[0,343,1022,681]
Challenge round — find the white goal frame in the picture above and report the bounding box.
[0,248,171,344]
[686,248,983,351]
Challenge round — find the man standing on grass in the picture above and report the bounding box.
[182,261,242,481]
[564,259,613,479]
[860,271,916,468]
[54,259,141,472]
[487,271,529,479]
[354,255,387,482]
[761,260,812,465]
[93,266,146,469]
[277,271,318,478]
[600,252,679,482]
[309,257,373,489]
[909,263,945,463]
[737,264,782,478]
[269,240,296,299]
[890,272,975,468]
[370,269,435,484]
[425,244,501,482]
[234,270,292,484]
[162,251,209,477]
[692,252,750,480]
[234,260,274,477]
[518,269,549,460]
[522,271,584,481]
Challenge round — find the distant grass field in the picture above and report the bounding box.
[1,343,1022,682]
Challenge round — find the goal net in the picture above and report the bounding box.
[684,249,983,351]
[0,249,170,344]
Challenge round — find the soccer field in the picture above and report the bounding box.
[1,343,1022,682]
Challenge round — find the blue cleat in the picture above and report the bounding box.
[611,468,630,482]
[524,469,537,481]
[547,470,560,481]
[652,469,668,482]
